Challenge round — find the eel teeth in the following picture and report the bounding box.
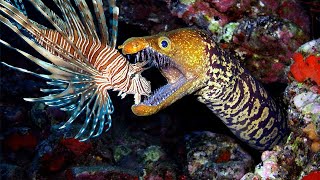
[134,94,141,105]
[137,47,174,69]
[121,93,127,99]
[117,91,123,96]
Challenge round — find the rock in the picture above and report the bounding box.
[0,164,27,180]
[0,104,26,128]
[113,131,180,179]
[185,131,253,179]
[66,166,141,180]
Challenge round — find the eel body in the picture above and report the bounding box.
[119,28,287,150]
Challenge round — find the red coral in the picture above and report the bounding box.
[49,156,66,172]
[290,52,320,86]
[215,149,231,163]
[5,132,37,151]
[60,138,92,156]
[41,153,67,172]
[302,170,320,180]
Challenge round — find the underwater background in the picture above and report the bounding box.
[1,0,320,179]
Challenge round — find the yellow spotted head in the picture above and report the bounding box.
[119,28,211,116]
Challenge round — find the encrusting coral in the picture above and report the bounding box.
[290,53,320,86]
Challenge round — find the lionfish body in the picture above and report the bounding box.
[0,0,151,140]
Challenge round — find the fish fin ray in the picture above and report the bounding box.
[58,87,114,141]
[72,0,99,40]
[0,13,97,75]
[91,0,108,44]
[108,0,119,48]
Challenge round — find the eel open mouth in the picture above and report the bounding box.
[126,47,192,116]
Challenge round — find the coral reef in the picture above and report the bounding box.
[222,16,308,83]
[241,39,320,179]
[66,166,140,180]
[185,131,253,179]
[1,0,319,179]
[171,0,310,33]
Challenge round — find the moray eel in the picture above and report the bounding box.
[119,28,287,150]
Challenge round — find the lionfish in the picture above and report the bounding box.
[0,0,151,141]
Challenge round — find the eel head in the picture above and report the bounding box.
[119,28,209,116]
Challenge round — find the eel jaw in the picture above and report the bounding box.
[128,47,201,116]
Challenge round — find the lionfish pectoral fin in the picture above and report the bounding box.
[59,88,114,141]
[1,39,114,141]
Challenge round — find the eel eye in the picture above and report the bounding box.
[158,37,171,51]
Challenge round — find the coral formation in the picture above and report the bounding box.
[0,0,319,179]
[302,170,320,180]
[241,38,320,179]
[303,123,320,152]
[185,132,253,179]
[4,130,37,151]
[290,53,320,86]
[60,138,92,156]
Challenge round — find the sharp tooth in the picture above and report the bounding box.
[121,93,127,99]
[136,52,140,63]
[141,51,145,61]
[134,94,141,104]
[118,91,123,96]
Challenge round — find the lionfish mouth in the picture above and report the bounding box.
[127,47,191,116]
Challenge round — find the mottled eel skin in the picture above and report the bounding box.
[119,28,287,150]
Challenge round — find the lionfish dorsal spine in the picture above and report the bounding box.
[73,0,99,40]
[108,0,119,48]
[0,1,95,75]
[28,0,93,66]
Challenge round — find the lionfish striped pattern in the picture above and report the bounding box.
[0,0,151,141]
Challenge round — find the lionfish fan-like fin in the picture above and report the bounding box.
[59,88,114,141]
[3,0,27,26]
[0,5,98,75]
[4,0,27,15]
[74,93,113,141]
[92,0,109,44]
[0,41,95,106]
[24,0,68,34]
[108,0,119,48]
[0,39,90,81]
[0,39,115,141]
[27,0,93,66]
[73,0,99,40]
[53,0,86,38]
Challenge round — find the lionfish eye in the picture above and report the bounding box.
[130,73,135,79]
[158,37,171,51]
